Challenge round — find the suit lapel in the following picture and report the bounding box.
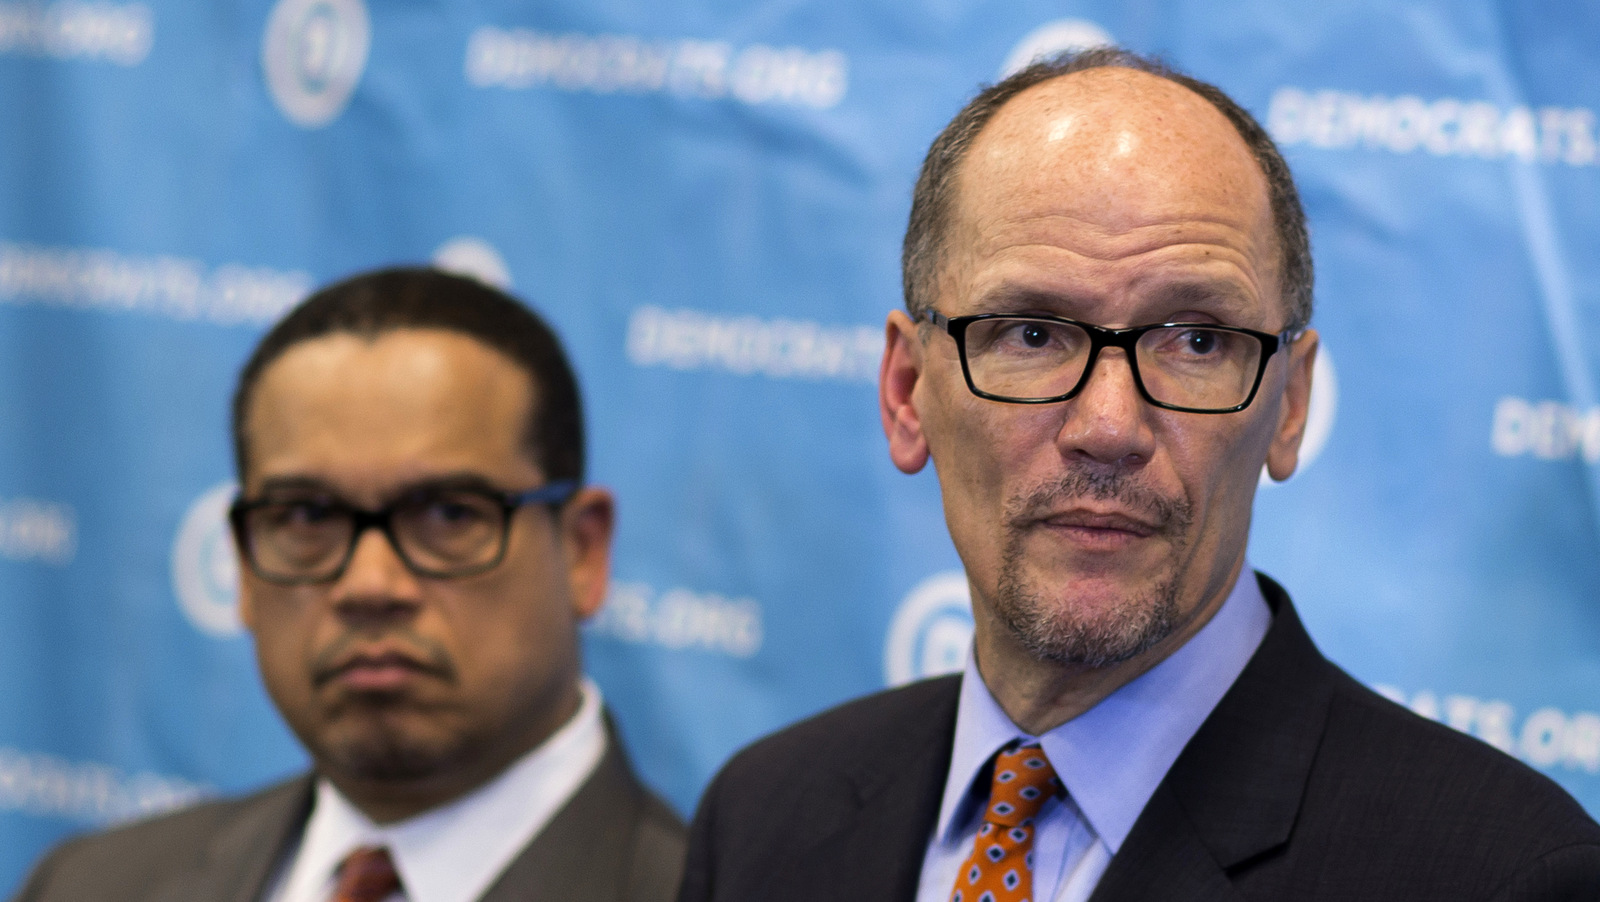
[757,676,962,902]
[479,730,643,902]
[157,776,314,902]
[1085,785,1247,902]
[1090,576,1334,901]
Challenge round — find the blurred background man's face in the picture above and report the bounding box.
[237,328,590,815]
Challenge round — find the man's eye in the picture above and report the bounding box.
[263,500,338,528]
[419,497,494,526]
[430,501,477,522]
[1150,328,1228,357]
[1180,329,1221,355]
[993,320,1071,352]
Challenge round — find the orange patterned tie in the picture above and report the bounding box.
[948,744,1062,902]
[332,846,402,902]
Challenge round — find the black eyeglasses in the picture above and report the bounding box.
[229,480,579,585]
[924,311,1298,413]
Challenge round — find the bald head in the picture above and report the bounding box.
[903,49,1311,332]
[946,68,1280,315]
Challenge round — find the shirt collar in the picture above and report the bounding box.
[935,566,1272,855]
[283,678,607,902]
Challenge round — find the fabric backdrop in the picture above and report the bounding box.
[1,0,1597,892]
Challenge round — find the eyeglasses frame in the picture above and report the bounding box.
[924,310,1299,414]
[228,479,581,585]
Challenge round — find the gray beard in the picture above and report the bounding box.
[993,469,1192,668]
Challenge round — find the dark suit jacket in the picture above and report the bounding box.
[14,734,686,902]
[678,575,1600,900]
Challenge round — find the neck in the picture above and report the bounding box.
[975,565,1243,736]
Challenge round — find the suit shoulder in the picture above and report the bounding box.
[698,675,960,823]
[633,785,688,847]
[1318,672,1600,847]
[622,789,688,902]
[600,732,686,851]
[717,676,961,781]
[14,779,306,902]
[625,773,688,869]
[31,787,271,866]
[680,679,959,902]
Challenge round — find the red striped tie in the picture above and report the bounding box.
[332,846,402,902]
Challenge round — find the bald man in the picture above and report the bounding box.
[676,49,1600,902]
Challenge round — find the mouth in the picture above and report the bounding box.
[1032,508,1163,550]
[315,644,448,693]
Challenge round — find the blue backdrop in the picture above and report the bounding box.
[2,0,1597,892]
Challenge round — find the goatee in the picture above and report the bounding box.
[994,469,1192,667]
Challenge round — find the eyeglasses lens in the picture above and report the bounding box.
[245,498,352,581]
[1133,326,1263,410]
[391,492,505,572]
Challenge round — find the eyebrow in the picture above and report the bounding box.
[968,286,1084,315]
[971,281,1258,323]
[1146,281,1255,317]
[254,472,506,501]
[254,476,336,496]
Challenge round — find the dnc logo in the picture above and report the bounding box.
[261,0,370,128]
[884,572,973,686]
[432,236,513,290]
[1000,19,1114,78]
[171,482,243,637]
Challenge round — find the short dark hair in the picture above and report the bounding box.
[232,267,585,485]
[903,46,1313,332]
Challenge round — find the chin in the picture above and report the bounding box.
[315,711,469,784]
[994,562,1181,668]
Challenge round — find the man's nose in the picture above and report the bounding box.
[329,526,424,626]
[1054,348,1157,467]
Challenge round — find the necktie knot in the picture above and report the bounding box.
[983,744,1061,827]
[333,845,402,902]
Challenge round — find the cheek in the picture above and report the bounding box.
[927,385,1058,499]
[442,573,574,687]
[929,400,1066,571]
[1161,413,1275,528]
[249,612,320,714]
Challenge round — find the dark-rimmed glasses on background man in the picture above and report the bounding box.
[230,480,579,584]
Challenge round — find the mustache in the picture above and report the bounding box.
[310,626,457,687]
[1003,469,1193,534]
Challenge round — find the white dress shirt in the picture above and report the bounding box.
[265,678,607,902]
[915,568,1273,902]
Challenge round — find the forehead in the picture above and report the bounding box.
[244,328,539,491]
[947,68,1280,319]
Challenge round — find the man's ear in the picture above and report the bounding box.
[232,527,259,633]
[1266,329,1318,482]
[237,580,258,633]
[880,310,931,474]
[560,487,615,621]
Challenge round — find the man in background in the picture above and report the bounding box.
[678,49,1600,900]
[16,267,684,902]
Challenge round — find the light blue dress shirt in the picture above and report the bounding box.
[915,567,1273,902]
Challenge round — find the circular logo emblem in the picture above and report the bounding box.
[261,0,371,128]
[1262,344,1338,485]
[1000,19,1115,79]
[171,482,243,637]
[432,236,513,290]
[884,571,974,686]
